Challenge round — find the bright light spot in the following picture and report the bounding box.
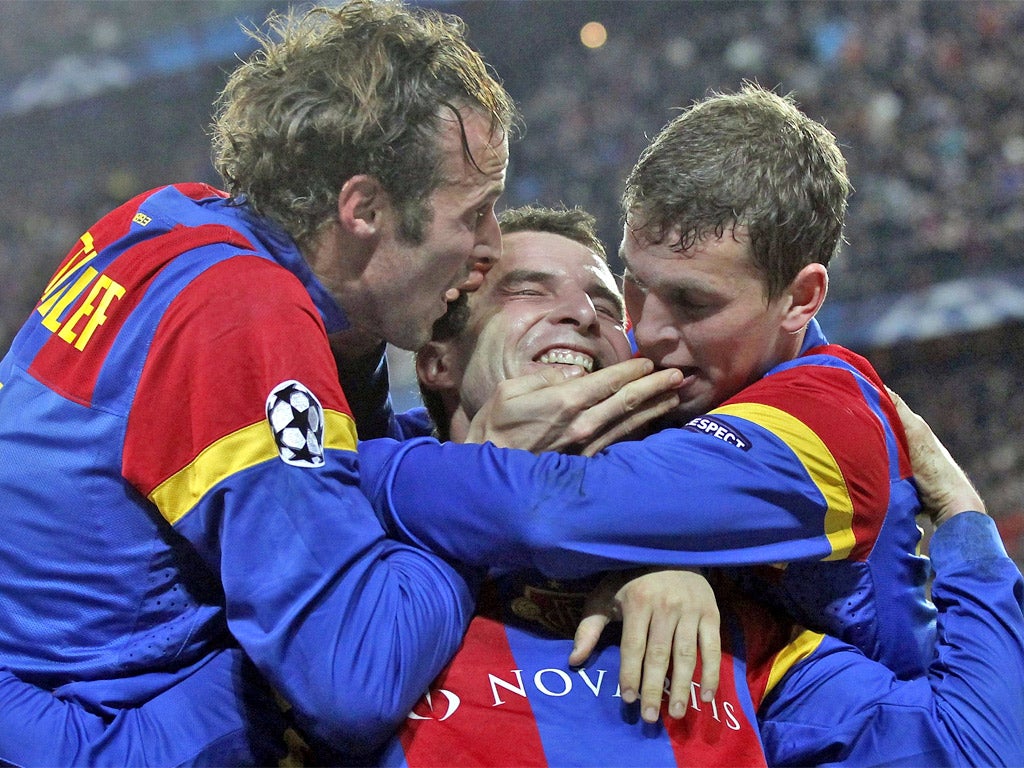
[580,21,607,49]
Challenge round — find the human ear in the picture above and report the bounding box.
[415,341,461,392]
[781,262,828,333]
[337,175,388,238]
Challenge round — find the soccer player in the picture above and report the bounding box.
[0,2,528,762]
[352,84,937,722]
[360,205,1024,766]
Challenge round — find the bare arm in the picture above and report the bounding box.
[889,387,986,526]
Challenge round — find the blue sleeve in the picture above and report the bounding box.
[128,277,478,756]
[335,342,436,440]
[176,452,479,756]
[0,649,287,767]
[358,424,867,577]
[758,512,1024,767]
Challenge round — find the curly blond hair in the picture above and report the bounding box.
[212,0,517,249]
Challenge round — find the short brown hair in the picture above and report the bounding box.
[498,204,607,262]
[623,82,850,299]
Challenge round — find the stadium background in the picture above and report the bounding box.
[1,0,1021,564]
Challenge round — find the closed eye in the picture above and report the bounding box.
[595,301,624,322]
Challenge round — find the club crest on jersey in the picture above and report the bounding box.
[511,584,587,638]
[684,415,752,451]
[266,380,326,467]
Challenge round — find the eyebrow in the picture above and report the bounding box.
[468,182,504,213]
[495,268,555,291]
[590,279,626,317]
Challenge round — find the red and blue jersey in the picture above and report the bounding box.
[379,514,1024,767]
[382,571,789,767]
[0,184,476,760]
[358,319,936,679]
[759,512,1024,766]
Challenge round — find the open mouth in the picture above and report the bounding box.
[536,348,597,373]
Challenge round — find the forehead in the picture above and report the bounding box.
[436,108,509,187]
[496,231,614,284]
[620,223,758,285]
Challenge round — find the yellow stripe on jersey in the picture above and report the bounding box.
[151,409,357,525]
[711,402,856,561]
[762,628,826,699]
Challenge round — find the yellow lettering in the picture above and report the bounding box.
[41,232,97,300]
[57,274,125,350]
[40,267,98,332]
[73,276,125,350]
[38,231,101,328]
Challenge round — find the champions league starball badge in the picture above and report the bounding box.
[266,380,326,467]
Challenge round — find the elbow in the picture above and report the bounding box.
[290,690,408,759]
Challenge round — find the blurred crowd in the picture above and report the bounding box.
[872,323,1024,562]
[458,0,1024,299]
[0,0,1021,560]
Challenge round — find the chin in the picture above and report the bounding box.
[390,325,432,353]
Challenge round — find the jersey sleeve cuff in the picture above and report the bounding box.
[929,511,1008,569]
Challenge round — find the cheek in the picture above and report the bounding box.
[604,326,633,362]
[457,345,499,413]
[420,229,466,273]
[463,322,511,380]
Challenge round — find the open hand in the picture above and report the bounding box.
[569,567,721,723]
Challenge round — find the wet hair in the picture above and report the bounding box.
[212,0,517,250]
[417,204,606,440]
[622,82,851,299]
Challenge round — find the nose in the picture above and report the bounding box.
[455,210,502,294]
[627,287,678,353]
[553,290,600,335]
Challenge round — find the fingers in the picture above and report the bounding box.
[564,358,658,407]
[616,601,650,709]
[490,364,589,400]
[612,569,722,723]
[571,571,626,667]
[500,358,654,408]
[580,389,681,456]
[569,614,609,667]
[570,366,683,454]
[643,603,722,721]
[464,366,590,449]
[464,359,681,454]
[639,608,677,722]
[694,611,721,705]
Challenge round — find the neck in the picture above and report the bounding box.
[448,407,472,443]
[329,327,385,363]
[308,221,379,339]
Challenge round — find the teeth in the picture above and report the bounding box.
[538,349,594,373]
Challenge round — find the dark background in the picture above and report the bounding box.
[1,0,1021,562]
